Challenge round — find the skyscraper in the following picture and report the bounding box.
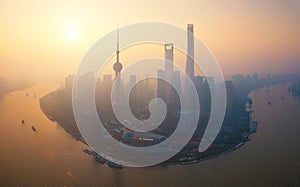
[185,24,195,80]
[65,75,75,97]
[156,43,182,134]
[164,43,174,103]
[165,43,174,73]
[157,69,166,100]
[128,74,137,110]
[157,43,181,104]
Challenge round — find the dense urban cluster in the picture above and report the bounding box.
[40,71,300,164]
[39,23,300,165]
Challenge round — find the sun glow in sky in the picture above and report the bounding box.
[65,20,80,42]
[0,0,299,82]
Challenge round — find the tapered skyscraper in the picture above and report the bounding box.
[157,43,181,103]
[185,24,195,79]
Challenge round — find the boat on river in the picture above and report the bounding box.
[95,155,106,164]
[107,161,123,169]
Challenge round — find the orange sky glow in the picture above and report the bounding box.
[0,0,300,82]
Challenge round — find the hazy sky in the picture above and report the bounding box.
[0,0,300,82]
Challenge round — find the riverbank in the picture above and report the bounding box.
[39,89,82,140]
[167,142,246,166]
[39,88,255,166]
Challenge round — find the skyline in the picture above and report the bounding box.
[1,1,300,185]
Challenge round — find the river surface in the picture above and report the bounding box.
[0,83,300,186]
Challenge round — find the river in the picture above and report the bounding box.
[0,83,299,186]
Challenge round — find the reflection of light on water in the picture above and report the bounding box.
[1,82,300,185]
[0,83,97,185]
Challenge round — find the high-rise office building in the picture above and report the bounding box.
[65,75,74,90]
[157,69,166,100]
[128,74,137,111]
[156,43,182,134]
[164,43,174,103]
[185,24,195,80]
[165,43,174,73]
[157,43,181,105]
[101,74,113,103]
[65,75,75,97]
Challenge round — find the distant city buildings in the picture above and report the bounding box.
[65,75,74,97]
[63,24,219,135]
[63,24,241,137]
[60,23,300,151]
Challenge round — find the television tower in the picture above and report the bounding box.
[113,27,123,79]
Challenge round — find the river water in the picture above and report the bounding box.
[0,83,299,186]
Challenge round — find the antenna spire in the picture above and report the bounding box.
[113,25,123,78]
[116,25,119,62]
